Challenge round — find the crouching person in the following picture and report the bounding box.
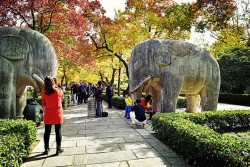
[23,99,44,126]
[130,99,147,127]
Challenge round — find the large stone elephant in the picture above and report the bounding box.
[0,27,58,119]
[129,39,220,113]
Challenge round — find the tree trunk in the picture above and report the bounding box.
[118,67,121,96]
[110,68,116,85]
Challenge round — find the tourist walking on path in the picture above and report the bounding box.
[124,94,133,119]
[94,81,103,117]
[106,83,113,108]
[42,76,64,155]
[81,81,88,104]
[70,82,78,105]
[130,99,147,127]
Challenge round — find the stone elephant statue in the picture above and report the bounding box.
[0,27,58,119]
[129,39,220,113]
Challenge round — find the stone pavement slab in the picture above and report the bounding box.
[74,151,137,165]
[86,161,129,167]
[22,102,189,167]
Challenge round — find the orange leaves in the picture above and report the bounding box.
[0,0,106,66]
[194,0,237,31]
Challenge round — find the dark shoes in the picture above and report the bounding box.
[43,148,63,155]
[56,149,64,155]
[43,148,50,155]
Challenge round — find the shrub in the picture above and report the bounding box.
[0,119,37,167]
[152,110,250,167]
[177,96,186,108]
[112,96,126,110]
[62,92,72,109]
[0,134,26,167]
[219,93,250,106]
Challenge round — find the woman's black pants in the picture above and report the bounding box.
[44,124,62,150]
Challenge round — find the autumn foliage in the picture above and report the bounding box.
[0,0,239,85]
[0,0,108,64]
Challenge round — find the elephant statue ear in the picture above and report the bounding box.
[156,44,178,66]
[0,35,29,60]
[167,45,178,56]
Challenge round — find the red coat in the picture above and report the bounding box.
[42,87,64,124]
[141,98,152,110]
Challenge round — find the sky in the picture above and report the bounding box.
[100,0,197,19]
[99,0,214,47]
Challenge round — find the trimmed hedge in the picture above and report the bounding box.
[152,110,250,167]
[0,119,37,167]
[62,91,72,109]
[219,93,250,106]
[112,96,127,110]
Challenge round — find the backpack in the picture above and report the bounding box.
[102,111,108,117]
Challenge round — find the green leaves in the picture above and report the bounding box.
[217,47,250,94]
[0,119,37,167]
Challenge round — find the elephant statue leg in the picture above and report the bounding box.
[186,94,201,113]
[16,86,27,118]
[161,74,183,112]
[200,86,219,111]
[0,58,16,119]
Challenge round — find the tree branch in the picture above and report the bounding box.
[42,11,53,33]
[87,33,129,78]
[9,7,33,29]
[30,1,36,29]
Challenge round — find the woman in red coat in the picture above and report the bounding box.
[141,95,153,120]
[42,76,64,155]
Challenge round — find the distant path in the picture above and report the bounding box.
[217,103,250,110]
[176,103,250,112]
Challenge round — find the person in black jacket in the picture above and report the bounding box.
[106,83,113,108]
[130,99,147,127]
[94,81,103,117]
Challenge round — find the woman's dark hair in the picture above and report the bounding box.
[44,76,55,95]
[145,95,152,104]
[97,81,102,86]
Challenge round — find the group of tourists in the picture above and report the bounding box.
[69,81,97,105]
[125,94,156,127]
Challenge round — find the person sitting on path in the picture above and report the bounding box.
[42,76,64,155]
[124,94,133,119]
[130,99,147,127]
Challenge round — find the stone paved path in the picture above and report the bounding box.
[22,102,189,167]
